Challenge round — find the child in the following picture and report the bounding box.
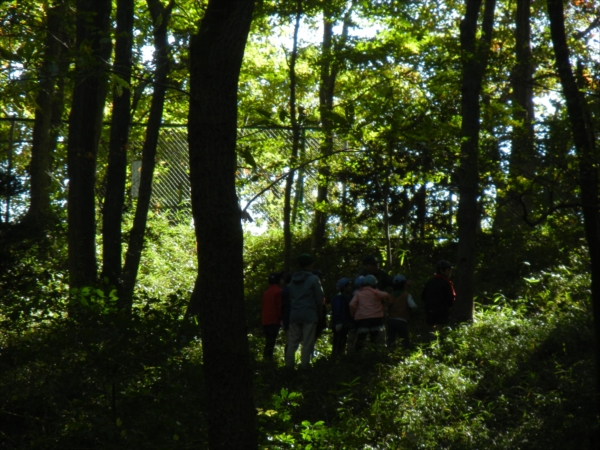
[387,274,417,349]
[349,275,391,351]
[261,271,285,361]
[330,278,354,356]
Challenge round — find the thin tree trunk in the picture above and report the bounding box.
[119,0,173,312]
[102,0,134,289]
[283,0,302,273]
[186,0,257,447]
[454,0,496,323]
[546,0,600,413]
[25,2,66,229]
[67,0,112,289]
[312,4,352,251]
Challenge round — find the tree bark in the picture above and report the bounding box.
[67,0,112,288]
[546,0,600,412]
[25,2,66,229]
[101,0,134,289]
[454,0,496,323]
[283,0,302,273]
[119,0,173,312]
[186,0,257,448]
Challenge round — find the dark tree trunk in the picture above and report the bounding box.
[67,0,112,288]
[283,0,302,273]
[312,5,352,252]
[454,0,496,323]
[510,0,535,174]
[546,0,600,412]
[186,0,257,448]
[119,0,173,312]
[494,0,535,229]
[25,2,66,229]
[101,0,134,289]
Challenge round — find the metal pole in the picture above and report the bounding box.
[6,115,15,223]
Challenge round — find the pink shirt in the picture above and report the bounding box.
[349,287,391,321]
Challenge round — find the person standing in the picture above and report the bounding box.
[349,275,391,351]
[261,271,285,361]
[285,254,325,369]
[387,274,417,349]
[422,260,456,338]
[360,255,394,292]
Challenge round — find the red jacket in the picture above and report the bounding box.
[262,284,282,325]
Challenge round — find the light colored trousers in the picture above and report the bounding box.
[286,322,317,369]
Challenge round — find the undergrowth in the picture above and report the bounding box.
[0,223,597,449]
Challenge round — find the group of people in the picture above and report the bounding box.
[261,254,456,369]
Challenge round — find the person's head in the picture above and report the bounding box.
[337,277,352,294]
[436,260,452,277]
[268,271,285,285]
[364,274,378,287]
[354,275,365,289]
[363,255,380,274]
[298,253,314,270]
[393,274,407,290]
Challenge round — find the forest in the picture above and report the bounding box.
[0,0,598,448]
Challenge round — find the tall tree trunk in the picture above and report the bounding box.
[25,2,66,229]
[67,0,112,288]
[119,0,173,312]
[186,0,257,448]
[494,0,535,229]
[546,0,600,413]
[312,4,352,251]
[283,0,302,273]
[101,0,134,289]
[454,0,496,323]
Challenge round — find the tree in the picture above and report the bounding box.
[119,0,174,313]
[312,1,353,252]
[546,0,600,413]
[282,0,302,272]
[66,0,112,288]
[186,0,257,447]
[453,0,496,323]
[24,1,68,230]
[101,0,135,290]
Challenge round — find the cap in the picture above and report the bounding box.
[364,274,378,287]
[354,276,365,288]
[436,260,452,271]
[337,277,351,291]
[393,274,406,284]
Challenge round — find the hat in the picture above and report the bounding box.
[268,271,285,285]
[363,255,379,265]
[436,260,452,271]
[354,276,365,288]
[337,277,351,291]
[364,274,378,287]
[393,274,406,284]
[298,253,314,268]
